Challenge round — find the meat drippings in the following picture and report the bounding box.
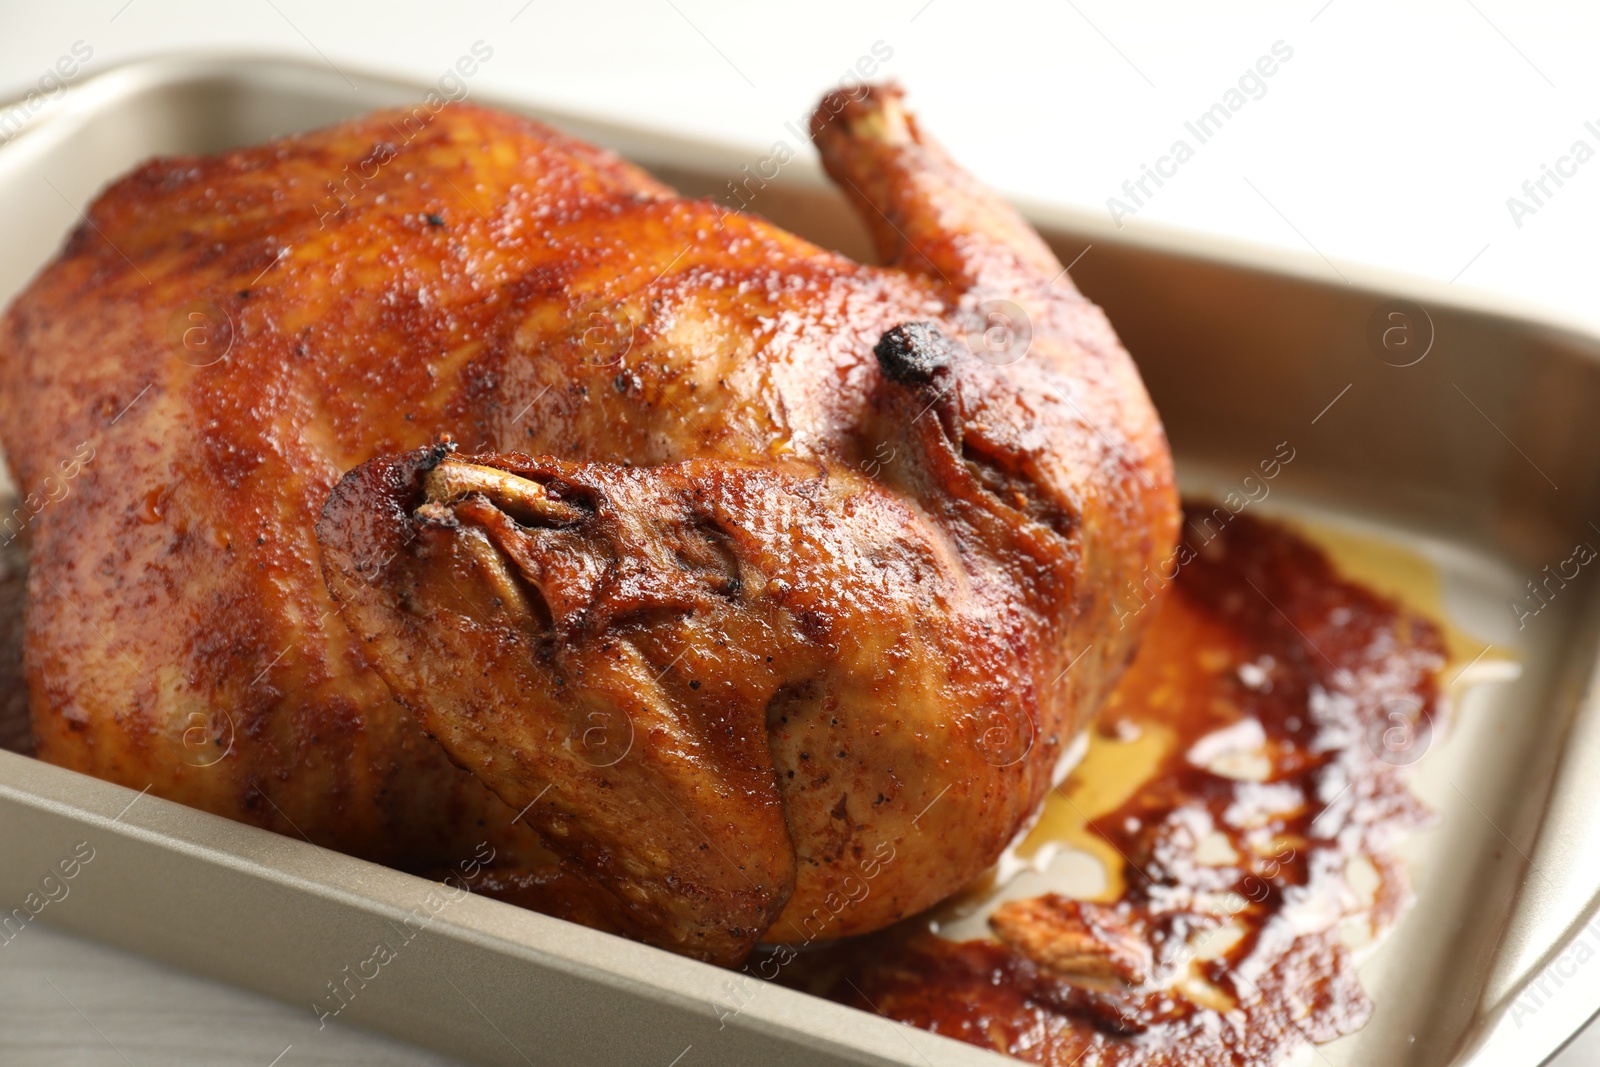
[771,506,1453,1066]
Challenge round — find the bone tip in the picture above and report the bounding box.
[810,81,909,145]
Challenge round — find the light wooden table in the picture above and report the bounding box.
[0,924,461,1067]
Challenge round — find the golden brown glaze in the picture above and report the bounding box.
[782,508,1447,1065]
[0,85,1176,963]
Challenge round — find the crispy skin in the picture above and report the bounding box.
[0,85,1177,964]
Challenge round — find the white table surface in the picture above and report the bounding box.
[1,2,1597,1064]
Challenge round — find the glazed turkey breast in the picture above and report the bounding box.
[0,84,1177,964]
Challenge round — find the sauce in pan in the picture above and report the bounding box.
[773,505,1461,1066]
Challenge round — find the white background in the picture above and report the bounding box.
[0,2,1596,1064]
[3,1,1598,331]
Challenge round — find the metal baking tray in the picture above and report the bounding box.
[2,55,1599,1067]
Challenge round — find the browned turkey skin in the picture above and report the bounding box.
[0,84,1177,965]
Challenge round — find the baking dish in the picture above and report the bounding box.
[1,55,1598,1067]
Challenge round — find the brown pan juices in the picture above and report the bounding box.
[773,504,1452,1066]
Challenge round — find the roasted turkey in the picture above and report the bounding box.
[0,85,1177,964]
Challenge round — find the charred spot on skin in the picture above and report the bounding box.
[874,322,956,388]
[421,439,457,472]
[875,325,1077,540]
